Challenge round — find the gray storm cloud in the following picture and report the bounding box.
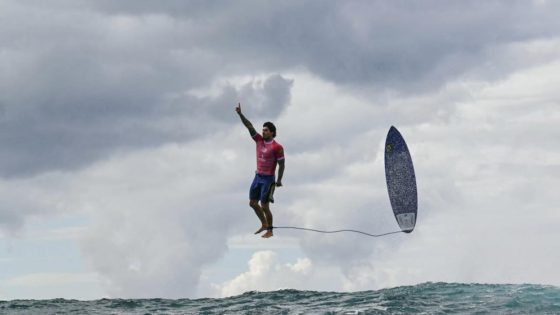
[2,1,558,177]
[81,1,560,88]
[1,1,294,178]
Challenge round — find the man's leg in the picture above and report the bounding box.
[250,200,267,234]
[261,201,273,238]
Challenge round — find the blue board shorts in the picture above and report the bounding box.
[249,173,276,203]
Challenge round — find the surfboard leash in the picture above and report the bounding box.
[271,226,405,238]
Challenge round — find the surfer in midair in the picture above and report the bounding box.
[236,103,285,238]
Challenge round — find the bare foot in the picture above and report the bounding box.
[262,230,274,238]
[254,226,268,234]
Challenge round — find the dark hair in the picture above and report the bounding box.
[263,122,276,138]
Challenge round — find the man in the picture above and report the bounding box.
[236,102,285,238]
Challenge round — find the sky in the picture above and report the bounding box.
[1,0,560,300]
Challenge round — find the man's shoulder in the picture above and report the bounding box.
[272,139,283,148]
[273,140,284,157]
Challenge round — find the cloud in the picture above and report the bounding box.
[2,1,558,179]
[0,68,291,178]
[0,173,74,236]
[1,1,293,178]
[79,1,560,90]
[72,135,250,298]
[212,250,342,297]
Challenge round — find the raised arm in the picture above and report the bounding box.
[235,103,257,137]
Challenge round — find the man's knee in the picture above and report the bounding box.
[260,201,269,209]
[249,200,259,208]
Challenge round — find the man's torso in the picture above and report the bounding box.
[253,134,284,176]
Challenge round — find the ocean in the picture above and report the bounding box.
[1,282,560,314]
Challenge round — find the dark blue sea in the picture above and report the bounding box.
[2,282,560,314]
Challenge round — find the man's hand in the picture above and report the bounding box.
[276,180,283,187]
[235,102,241,114]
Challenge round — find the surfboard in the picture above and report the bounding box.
[384,126,417,233]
